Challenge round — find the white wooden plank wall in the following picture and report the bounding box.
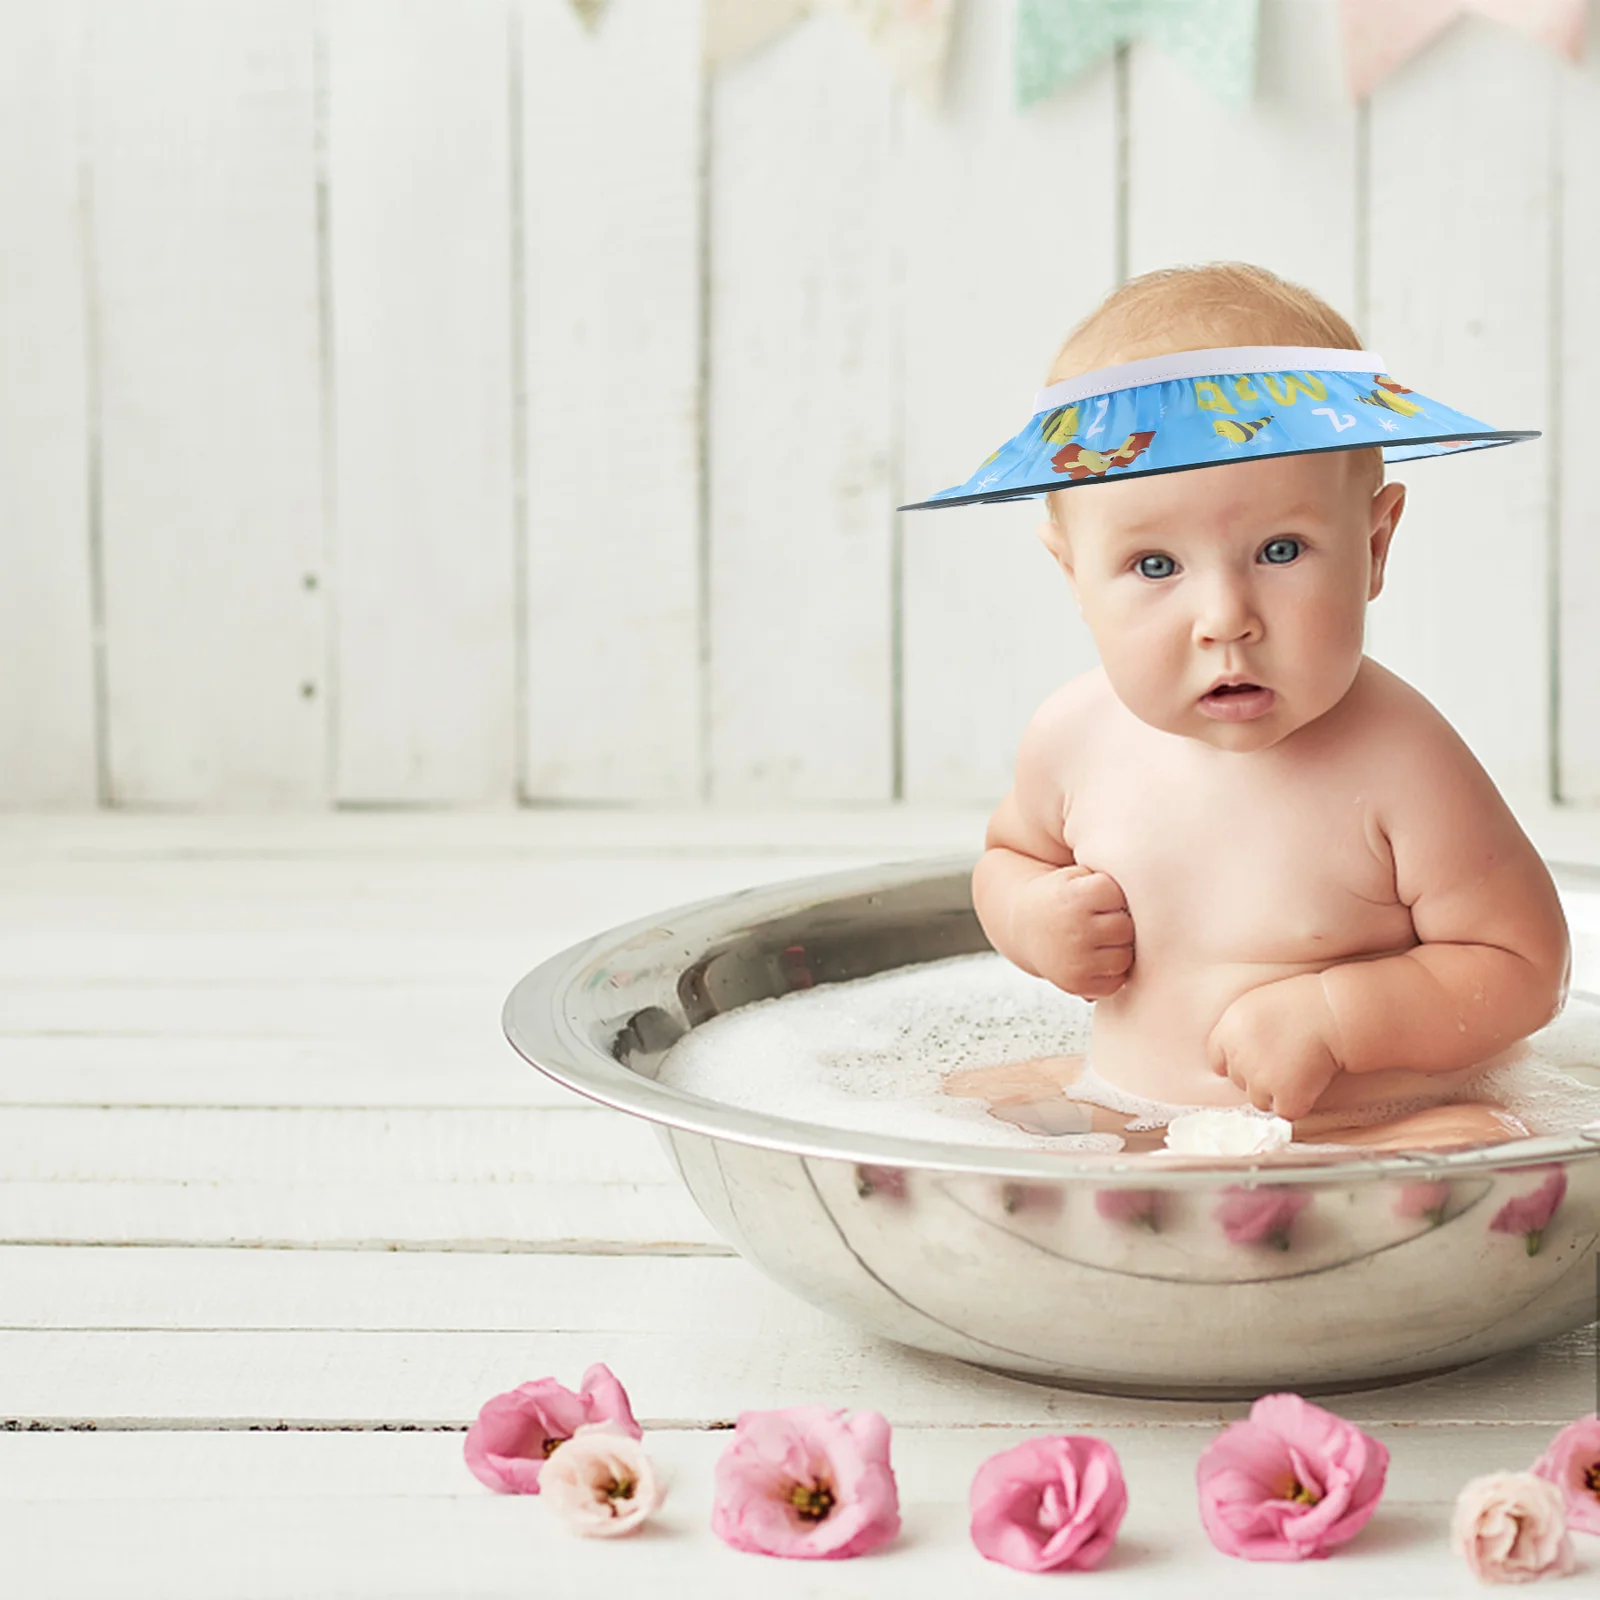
[89,0,327,806]
[897,0,1111,801]
[708,10,897,801]
[522,0,704,801]
[0,0,96,807]
[1126,2,1358,310]
[2,0,1598,820]
[1558,44,1600,803]
[328,0,517,804]
[1364,21,1556,815]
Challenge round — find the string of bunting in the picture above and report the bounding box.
[565,0,1588,109]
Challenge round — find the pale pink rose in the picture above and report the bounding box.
[1216,1186,1311,1249]
[1531,1414,1600,1536]
[1395,1180,1452,1224]
[1490,1168,1568,1256]
[540,1423,664,1538]
[711,1406,900,1559]
[969,1435,1127,1572]
[1452,1471,1576,1583]
[1196,1393,1388,1561]
[1094,1188,1164,1230]
[463,1363,640,1494]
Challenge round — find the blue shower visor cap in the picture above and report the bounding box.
[898,346,1538,511]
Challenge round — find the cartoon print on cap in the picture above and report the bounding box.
[1051,431,1157,480]
[1213,415,1274,444]
[1356,375,1423,418]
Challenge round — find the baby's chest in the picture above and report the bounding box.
[1063,765,1409,963]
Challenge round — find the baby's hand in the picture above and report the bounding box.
[1206,975,1344,1121]
[1011,864,1134,1001]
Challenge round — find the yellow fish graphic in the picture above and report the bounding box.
[1355,375,1423,418]
[1040,404,1082,444]
[1213,415,1273,444]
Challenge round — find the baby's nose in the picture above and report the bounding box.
[1193,578,1263,645]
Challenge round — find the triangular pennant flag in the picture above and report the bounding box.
[704,0,812,70]
[1338,0,1586,101]
[826,0,958,106]
[1017,0,1262,111]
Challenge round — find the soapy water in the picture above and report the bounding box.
[656,952,1600,1156]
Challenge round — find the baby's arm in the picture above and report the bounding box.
[1317,725,1568,1077]
[973,685,1134,1001]
[1210,704,1569,1118]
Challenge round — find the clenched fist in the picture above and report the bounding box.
[1008,863,1135,1001]
[1206,973,1344,1121]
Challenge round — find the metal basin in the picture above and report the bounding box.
[503,857,1600,1398]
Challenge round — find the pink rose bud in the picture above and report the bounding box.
[969,1435,1128,1573]
[1094,1188,1164,1230]
[1196,1393,1388,1561]
[1394,1180,1452,1224]
[1489,1168,1568,1256]
[854,1165,908,1200]
[1215,1185,1311,1249]
[463,1363,640,1494]
[1452,1471,1577,1584]
[1531,1413,1600,1536]
[1002,1183,1063,1216]
[540,1423,664,1538]
[710,1406,900,1560]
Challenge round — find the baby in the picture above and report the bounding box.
[944,264,1571,1153]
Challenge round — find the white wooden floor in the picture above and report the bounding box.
[2,810,1595,1598]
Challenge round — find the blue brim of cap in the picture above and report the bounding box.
[899,362,1538,512]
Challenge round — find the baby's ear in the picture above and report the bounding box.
[1367,481,1405,600]
[1035,514,1074,577]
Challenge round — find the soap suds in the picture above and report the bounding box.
[656,952,1600,1155]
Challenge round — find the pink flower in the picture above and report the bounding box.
[711,1406,900,1559]
[1094,1188,1164,1230]
[1452,1471,1577,1583]
[1490,1168,1568,1256]
[1395,1180,1452,1225]
[854,1165,907,1200]
[1002,1182,1063,1216]
[969,1435,1128,1572]
[1216,1186,1311,1249]
[1196,1393,1388,1561]
[540,1423,664,1538]
[463,1363,640,1494]
[1531,1414,1600,1536]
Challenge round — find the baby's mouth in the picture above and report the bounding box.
[1198,681,1276,722]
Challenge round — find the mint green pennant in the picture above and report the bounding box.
[1017,0,1261,111]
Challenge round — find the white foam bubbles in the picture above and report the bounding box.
[656,952,1600,1154]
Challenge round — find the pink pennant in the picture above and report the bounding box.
[1339,0,1585,101]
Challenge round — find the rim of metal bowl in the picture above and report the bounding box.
[502,854,1600,1189]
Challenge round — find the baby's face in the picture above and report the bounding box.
[1043,452,1404,752]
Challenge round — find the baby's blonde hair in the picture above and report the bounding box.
[1045,262,1383,527]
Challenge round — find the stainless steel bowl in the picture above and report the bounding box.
[503,857,1600,1398]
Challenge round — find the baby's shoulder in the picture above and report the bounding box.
[1341,659,1474,766]
[1017,668,1116,773]
[1334,659,1497,813]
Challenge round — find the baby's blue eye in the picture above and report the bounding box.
[1261,537,1302,564]
[1136,553,1177,579]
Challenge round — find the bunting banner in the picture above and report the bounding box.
[1338,0,1586,101]
[1015,0,1261,111]
[567,0,609,31]
[704,0,958,106]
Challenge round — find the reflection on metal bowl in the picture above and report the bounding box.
[502,857,1600,1399]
